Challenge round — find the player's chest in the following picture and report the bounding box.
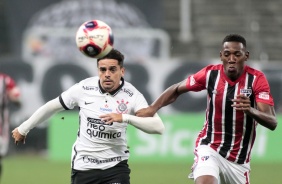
[208,78,253,98]
[80,93,133,114]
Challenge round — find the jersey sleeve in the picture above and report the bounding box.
[253,73,274,106]
[132,92,149,113]
[185,66,208,91]
[5,75,17,90]
[59,83,81,110]
[4,74,21,100]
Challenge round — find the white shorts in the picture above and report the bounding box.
[189,145,251,184]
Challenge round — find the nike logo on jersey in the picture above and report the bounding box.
[85,101,94,105]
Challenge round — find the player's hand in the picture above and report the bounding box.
[99,113,122,124]
[231,94,251,112]
[11,128,26,145]
[136,106,156,117]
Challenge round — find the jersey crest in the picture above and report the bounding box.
[240,88,252,97]
[116,99,129,114]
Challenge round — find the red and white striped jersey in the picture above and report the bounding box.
[186,64,274,164]
[0,73,20,156]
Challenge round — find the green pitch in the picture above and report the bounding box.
[2,154,281,184]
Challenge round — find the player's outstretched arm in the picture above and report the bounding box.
[136,79,188,117]
[11,97,65,145]
[100,113,165,134]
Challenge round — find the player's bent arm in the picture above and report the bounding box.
[245,102,277,131]
[17,98,65,136]
[138,79,188,117]
[122,113,165,134]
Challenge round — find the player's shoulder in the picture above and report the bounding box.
[202,64,222,71]
[73,76,99,92]
[122,80,142,97]
[197,64,222,74]
[245,65,265,77]
[0,73,12,80]
[78,76,99,86]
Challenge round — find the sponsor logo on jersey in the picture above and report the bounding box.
[201,156,209,161]
[86,118,121,139]
[100,107,112,112]
[123,88,133,97]
[116,99,129,114]
[82,86,98,91]
[87,118,108,125]
[258,92,270,100]
[98,103,112,112]
[189,75,196,86]
[82,156,121,164]
[240,89,252,97]
[87,129,122,139]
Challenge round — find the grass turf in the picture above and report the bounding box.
[2,154,281,184]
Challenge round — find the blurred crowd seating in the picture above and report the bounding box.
[1,0,282,62]
[162,0,282,62]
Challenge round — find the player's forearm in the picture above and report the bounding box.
[245,107,277,130]
[151,83,181,112]
[18,98,65,135]
[122,113,165,134]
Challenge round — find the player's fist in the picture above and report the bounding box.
[11,128,26,145]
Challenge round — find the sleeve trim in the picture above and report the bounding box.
[59,95,70,110]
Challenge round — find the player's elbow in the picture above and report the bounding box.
[158,125,165,135]
[154,123,165,135]
[269,120,278,131]
[264,117,278,131]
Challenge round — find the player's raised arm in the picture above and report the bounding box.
[136,79,188,117]
[11,97,65,144]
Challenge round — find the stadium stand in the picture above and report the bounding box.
[1,0,282,61]
[162,0,282,61]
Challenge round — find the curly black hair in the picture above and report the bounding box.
[222,34,247,48]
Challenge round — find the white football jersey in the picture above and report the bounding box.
[59,76,148,170]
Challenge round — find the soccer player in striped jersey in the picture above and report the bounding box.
[0,73,21,180]
[11,49,164,184]
[136,34,277,184]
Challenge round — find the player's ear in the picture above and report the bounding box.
[219,51,222,57]
[121,67,125,77]
[245,51,250,60]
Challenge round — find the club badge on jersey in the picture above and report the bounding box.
[116,99,129,114]
[240,89,252,97]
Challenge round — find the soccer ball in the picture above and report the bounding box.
[75,20,114,58]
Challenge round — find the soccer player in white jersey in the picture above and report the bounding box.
[136,34,277,184]
[12,49,165,184]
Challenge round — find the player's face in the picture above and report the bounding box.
[220,42,249,81]
[98,59,125,92]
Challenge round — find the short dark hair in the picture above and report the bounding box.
[97,48,124,67]
[222,34,247,48]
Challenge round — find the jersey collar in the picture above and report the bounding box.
[98,77,125,96]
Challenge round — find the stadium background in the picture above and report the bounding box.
[1,0,282,183]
